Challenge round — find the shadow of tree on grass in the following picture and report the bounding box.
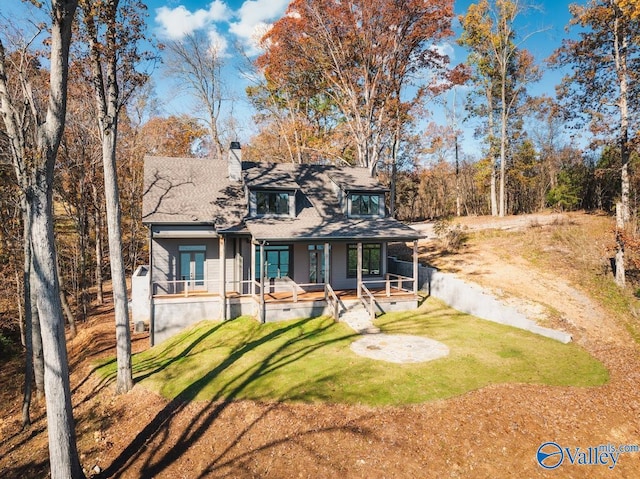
[95,318,370,478]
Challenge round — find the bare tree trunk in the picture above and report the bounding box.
[488,91,498,217]
[30,267,45,401]
[102,129,133,394]
[16,270,25,346]
[490,164,498,216]
[499,74,508,218]
[455,134,461,217]
[613,6,630,223]
[389,124,400,218]
[56,258,77,337]
[79,206,89,321]
[82,0,134,393]
[615,202,626,287]
[21,203,33,428]
[94,198,104,305]
[31,183,84,479]
[60,290,77,337]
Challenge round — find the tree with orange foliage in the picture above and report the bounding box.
[140,115,209,157]
[256,0,462,176]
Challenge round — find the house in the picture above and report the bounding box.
[135,143,422,344]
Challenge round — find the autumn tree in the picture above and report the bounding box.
[257,0,461,176]
[78,0,151,394]
[551,0,640,285]
[0,0,85,477]
[459,0,542,216]
[56,62,105,320]
[246,76,346,164]
[552,0,639,221]
[140,114,208,157]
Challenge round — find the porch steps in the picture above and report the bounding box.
[339,302,380,335]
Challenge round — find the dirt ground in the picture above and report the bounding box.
[1,212,640,478]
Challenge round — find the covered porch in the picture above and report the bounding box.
[142,233,421,344]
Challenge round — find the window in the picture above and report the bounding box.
[256,191,290,215]
[347,243,382,278]
[350,194,380,216]
[256,245,292,279]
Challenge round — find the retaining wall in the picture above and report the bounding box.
[388,257,572,343]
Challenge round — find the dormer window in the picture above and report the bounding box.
[349,193,381,217]
[256,191,291,216]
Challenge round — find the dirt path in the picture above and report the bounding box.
[1,213,639,478]
[412,212,628,345]
[410,212,570,240]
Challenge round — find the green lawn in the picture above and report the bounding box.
[99,298,608,406]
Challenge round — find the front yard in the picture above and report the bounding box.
[99,298,607,406]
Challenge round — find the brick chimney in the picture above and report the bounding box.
[228,141,242,182]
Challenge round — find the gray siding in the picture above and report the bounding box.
[152,237,219,292]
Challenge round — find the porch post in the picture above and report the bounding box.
[259,242,266,323]
[413,239,419,295]
[219,236,226,320]
[148,227,155,347]
[324,242,330,285]
[357,241,363,298]
[251,241,256,297]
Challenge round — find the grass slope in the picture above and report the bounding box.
[98,299,607,406]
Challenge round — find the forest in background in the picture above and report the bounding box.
[0,2,639,476]
[1,0,639,353]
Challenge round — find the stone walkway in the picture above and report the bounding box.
[350,334,450,363]
[341,302,450,364]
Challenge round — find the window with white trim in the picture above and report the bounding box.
[350,193,380,216]
[256,191,290,215]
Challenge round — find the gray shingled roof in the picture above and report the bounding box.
[245,216,421,242]
[327,168,390,192]
[243,162,300,190]
[142,156,421,241]
[142,156,245,229]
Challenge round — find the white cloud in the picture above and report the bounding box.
[432,42,455,61]
[207,29,229,57]
[155,0,289,56]
[228,0,290,55]
[155,1,232,40]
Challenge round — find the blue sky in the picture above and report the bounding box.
[145,0,580,154]
[0,0,582,156]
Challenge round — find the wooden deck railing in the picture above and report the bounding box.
[152,280,218,297]
[325,283,340,321]
[359,283,376,321]
[385,273,415,295]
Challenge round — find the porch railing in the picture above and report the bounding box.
[152,280,219,297]
[153,273,416,302]
[359,274,415,297]
[359,283,376,321]
[325,283,340,321]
